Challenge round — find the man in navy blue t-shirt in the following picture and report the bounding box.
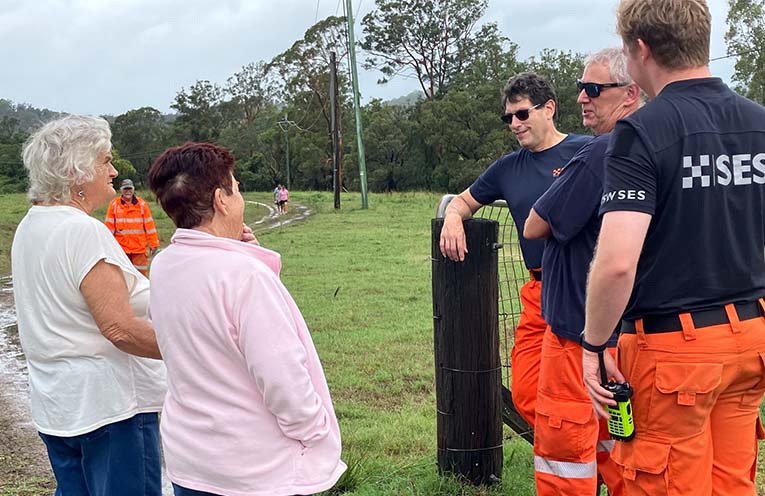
[439,72,590,426]
[581,1,765,494]
[523,48,640,496]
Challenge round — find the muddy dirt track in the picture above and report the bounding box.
[0,276,54,494]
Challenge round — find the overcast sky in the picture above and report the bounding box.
[0,0,735,116]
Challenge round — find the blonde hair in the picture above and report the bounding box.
[617,0,711,69]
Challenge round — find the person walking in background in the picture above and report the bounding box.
[523,47,641,496]
[12,115,166,496]
[279,183,289,214]
[440,72,591,427]
[105,178,160,276]
[582,1,765,494]
[147,142,345,496]
[274,184,281,214]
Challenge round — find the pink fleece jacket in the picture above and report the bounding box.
[149,229,345,496]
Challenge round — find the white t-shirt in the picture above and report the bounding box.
[11,205,166,436]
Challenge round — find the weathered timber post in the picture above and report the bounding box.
[432,218,503,485]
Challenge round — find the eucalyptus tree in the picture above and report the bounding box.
[111,107,169,181]
[171,80,225,142]
[725,0,765,103]
[273,16,352,189]
[361,0,489,99]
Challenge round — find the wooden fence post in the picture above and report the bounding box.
[432,218,503,485]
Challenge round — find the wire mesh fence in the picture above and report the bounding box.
[435,195,528,389]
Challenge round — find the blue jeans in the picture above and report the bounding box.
[172,484,221,496]
[172,483,312,496]
[39,412,161,496]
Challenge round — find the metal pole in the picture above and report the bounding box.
[344,0,369,209]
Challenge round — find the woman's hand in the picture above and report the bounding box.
[241,223,260,245]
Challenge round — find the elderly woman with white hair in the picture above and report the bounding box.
[11,115,166,496]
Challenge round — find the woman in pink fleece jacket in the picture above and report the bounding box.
[147,143,346,496]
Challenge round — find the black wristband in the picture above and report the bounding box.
[579,331,608,353]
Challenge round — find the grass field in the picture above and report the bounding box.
[0,191,535,495]
[254,191,536,495]
[2,191,765,495]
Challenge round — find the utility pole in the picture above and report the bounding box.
[330,51,341,210]
[345,0,369,209]
[277,114,291,190]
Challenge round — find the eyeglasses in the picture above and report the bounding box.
[500,103,544,124]
[576,80,630,98]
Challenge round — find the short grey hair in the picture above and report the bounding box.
[584,47,632,84]
[22,115,112,204]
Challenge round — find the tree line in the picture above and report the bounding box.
[0,0,762,195]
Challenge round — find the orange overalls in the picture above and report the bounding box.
[615,301,765,495]
[104,196,160,276]
[533,328,624,496]
[515,271,624,495]
[510,271,547,426]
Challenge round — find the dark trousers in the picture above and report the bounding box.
[39,412,161,496]
[173,484,220,496]
[173,483,313,496]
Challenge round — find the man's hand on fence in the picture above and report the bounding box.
[440,214,468,262]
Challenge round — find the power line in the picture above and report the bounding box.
[341,0,355,84]
[710,48,761,62]
[315,0,321,23]
[355,0,364,25]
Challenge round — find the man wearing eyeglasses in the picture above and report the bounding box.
[439,72,591,427]
[523,47,641,496]
[579,1,765,494]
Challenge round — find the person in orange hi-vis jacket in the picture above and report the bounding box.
[104,178,160,276]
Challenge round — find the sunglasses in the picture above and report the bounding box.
[500,102,544,124]
[576,80,630,98]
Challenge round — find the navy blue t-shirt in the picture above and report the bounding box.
[470,134,592,269]
[600,78,765,319]
[533,134,618,345]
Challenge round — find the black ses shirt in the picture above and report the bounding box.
[470,134,592,270]
[534,134,618,344]
[600,78,765,319]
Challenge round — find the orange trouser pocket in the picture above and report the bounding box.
[534,393,596,460]
[534,393,598,495]
[648,361,723,438]
[612,438,671,495]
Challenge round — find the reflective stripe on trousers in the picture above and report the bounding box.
[534,456,597,478]
[597,440,615,453]
[533,327,625,496]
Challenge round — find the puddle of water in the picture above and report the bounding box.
[0,275,30,408]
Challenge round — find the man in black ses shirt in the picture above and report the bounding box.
[581,1,765,495]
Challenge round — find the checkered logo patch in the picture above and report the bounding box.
[682,155,711,189]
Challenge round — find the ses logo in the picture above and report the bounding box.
[601,189,646,205]
[682,153,765,189]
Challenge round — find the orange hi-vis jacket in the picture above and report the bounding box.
[104,196,160,254]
